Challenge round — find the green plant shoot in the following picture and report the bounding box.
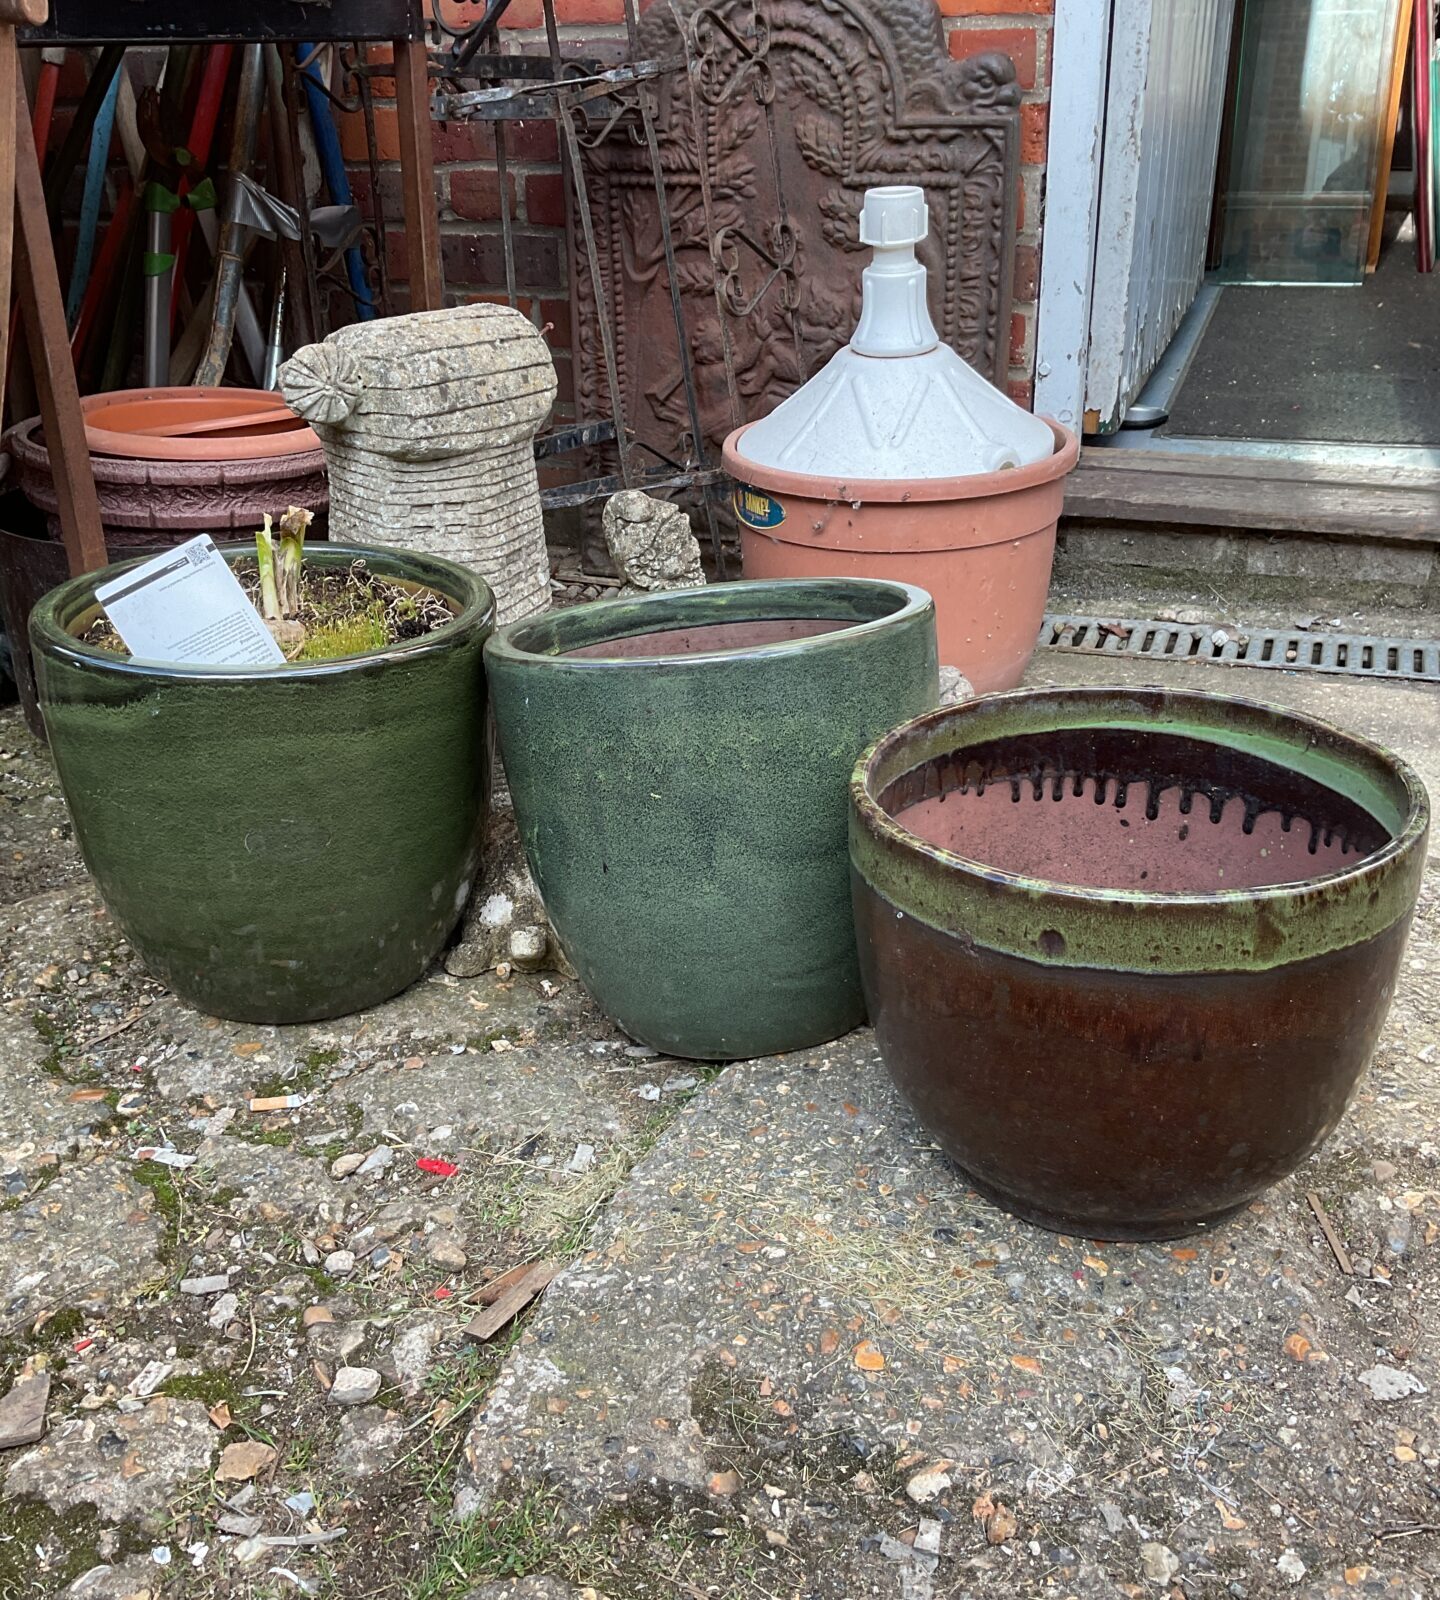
[277,505,313,617]
[255,512,281,622]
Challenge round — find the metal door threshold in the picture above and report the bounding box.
[1039,614,1440,683]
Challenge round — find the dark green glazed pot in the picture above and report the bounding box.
[851,687,1429,1240]
[487,578,938,1060]
[31,542,494,1024]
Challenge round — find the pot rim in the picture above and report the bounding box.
[29,539,496,683]
[854,685,1428,905]
[79,387,321,462]
[4,413,329,483]
[851,686,1429,974]
[485,576,935,669]
[721,418,1079,503]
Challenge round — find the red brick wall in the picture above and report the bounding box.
[346,0,1053,411]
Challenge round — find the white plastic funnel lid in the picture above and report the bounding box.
[735,185,1054,479]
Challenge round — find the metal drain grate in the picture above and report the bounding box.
[1039,614,1440,683]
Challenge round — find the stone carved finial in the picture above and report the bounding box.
[279,303,558,624]
[602,490,705,597]
[281,341,366,426]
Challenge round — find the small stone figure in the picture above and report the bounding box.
[602,489,705,597]
[280,303,557,625]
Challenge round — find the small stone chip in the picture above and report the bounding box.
[357,1145,394,1177]
[852,1340,885,1372]
[1358,1364,1427,1401]
[328,1366,383,1406]
[216,1439,277,1482]
[0,1372,50,1449]
[905,1465,953,1504]
[208,1292,240,1330]
[179,1273,230,1296]
[324,1250,356,1277]
[1140,1542,1180,1585]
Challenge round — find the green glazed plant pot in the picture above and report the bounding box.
[487,578,938,1060]
[31,542,494,1024]
[851,687,1430,1240]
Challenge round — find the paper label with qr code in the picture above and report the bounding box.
[95,535,284,667]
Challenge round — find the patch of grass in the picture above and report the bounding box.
[0,1500,142,1598]
[411,1486,576,1595]
[229,1125,296,1150]
[130,1160,182,1232]
[160,1369,238,1407]
[30,1011,69,1076]
[525,1103,704,1260]
[411,1483,784,1600]
[255,1045,342,1100]
[300,1267,337,1297]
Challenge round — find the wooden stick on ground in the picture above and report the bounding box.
[1306,1190,1354,1277]
[462,1260,559,1343]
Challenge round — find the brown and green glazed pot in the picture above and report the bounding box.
[31,542,494,1024]
[851,687,1429,1240]
[487,578,938,1060]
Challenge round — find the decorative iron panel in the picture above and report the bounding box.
[570,0,1021,468]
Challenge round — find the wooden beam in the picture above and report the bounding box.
[1367,0,1414,273]
[1065,455,1440,545]
[0,28,18,433]
[11,57,108,575]
[394,34,442,311]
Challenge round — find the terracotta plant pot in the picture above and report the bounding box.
[487,578,938,1060]
[723,420,1078,694]
[850,687,1429,1240]
[30,543,494,1024]
[5,408,328,550]
[80,387,320,461]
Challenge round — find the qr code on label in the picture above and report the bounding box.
[187,543,214,568]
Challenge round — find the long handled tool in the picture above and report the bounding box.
[297,42,376,321]
[65,57,122,325]
[194,43,266,386]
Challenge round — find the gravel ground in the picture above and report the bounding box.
[0,638,1436,1600]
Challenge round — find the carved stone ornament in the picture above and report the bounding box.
[280,304,558,625]
[602,489,706,596]
[572,0,1021,468]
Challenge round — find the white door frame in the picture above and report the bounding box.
[1033,0,1111,432]
[1036,0,1236,434]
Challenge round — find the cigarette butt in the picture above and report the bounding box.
[249,1094,305,1112]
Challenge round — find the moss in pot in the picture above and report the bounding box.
[31,534,495,1024]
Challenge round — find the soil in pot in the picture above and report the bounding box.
[79,557,454,663]
[31,542,494,1025]
[851,688,1429,1240]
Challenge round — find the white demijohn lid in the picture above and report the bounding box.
[734,185,1054,479]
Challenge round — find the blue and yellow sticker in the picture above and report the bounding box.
[732,484,786,530]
